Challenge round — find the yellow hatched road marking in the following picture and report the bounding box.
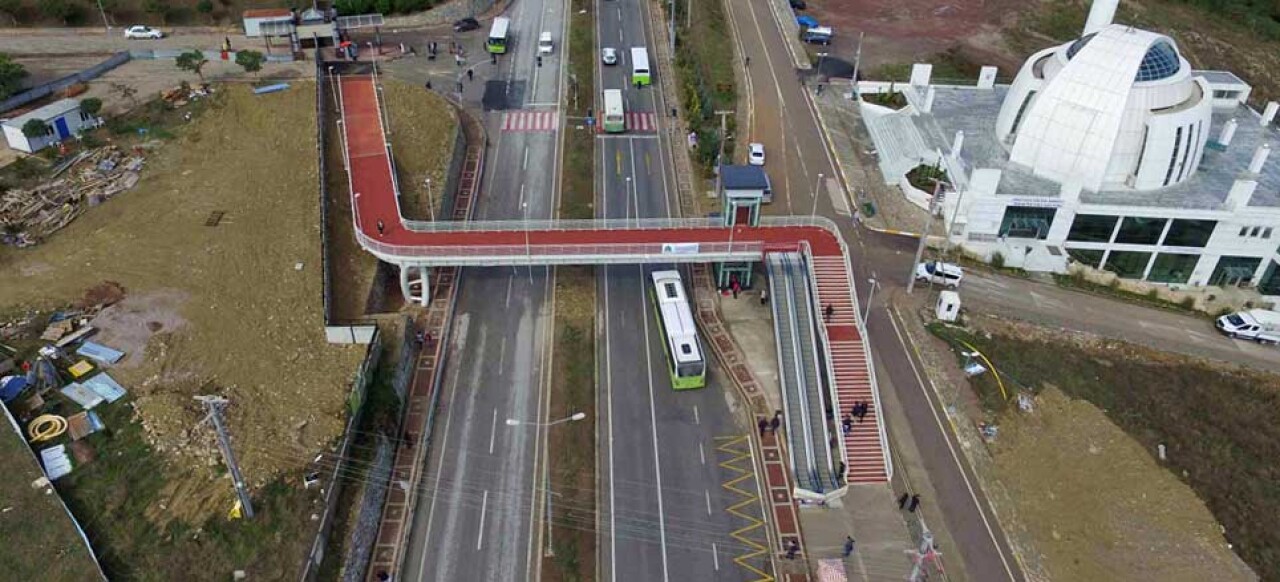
[715,435,774,582]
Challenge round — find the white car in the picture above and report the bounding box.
[748,142,765,166]
[602,47,618,65]
[124,25,164,39]
[915,261,963,288]
[538,32,554,55]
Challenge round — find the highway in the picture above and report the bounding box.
[400,0,568,578]
[593,0,771,580]
[725,0,1026,580]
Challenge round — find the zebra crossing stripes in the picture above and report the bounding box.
[500,110,560,132]
[626,112,657,133]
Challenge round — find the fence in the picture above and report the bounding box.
[0,52,130,115]
[300,326,383,581]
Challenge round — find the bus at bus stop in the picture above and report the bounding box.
[603,89,625,133]
[487,17,511,53]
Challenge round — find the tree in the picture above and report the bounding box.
[40,0,79,24]
[235,50,266,78]
[80,97,103,117]
[196,0,214,20]
[144,0,171,24]
[0,0,21,26]
[22,118,49,139]
[110,82,139,109]
[175,50,209,82]
[0,53,27,100]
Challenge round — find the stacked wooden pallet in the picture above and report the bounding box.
[0,146,145,247]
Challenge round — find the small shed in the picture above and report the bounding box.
[2,98,99,154]
[243,8,294,38]
[935,290,961,322]
[720,164,772,203]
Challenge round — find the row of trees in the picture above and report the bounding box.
[174,48,265,81]
[0,0,234,26]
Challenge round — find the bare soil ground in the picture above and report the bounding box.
[0,82,365,515]
[922,314,1274,581]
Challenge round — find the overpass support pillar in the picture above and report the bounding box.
[400,264,431,307]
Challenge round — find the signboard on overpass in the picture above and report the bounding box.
[662,243,700,255]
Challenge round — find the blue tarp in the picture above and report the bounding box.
[253,83,290,95]
[76,341,124,365]
[82,373,126,403]
[0,375,27,402]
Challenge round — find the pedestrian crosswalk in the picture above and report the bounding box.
[625,112,657,133]
[500,110,560,132]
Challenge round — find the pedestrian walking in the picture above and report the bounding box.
[908,494,921,513]
[836,460,846,479]
[843,536,856,557]
[376,219,385,236]
[414,330,425,347]
[758,417,769,437]
[897,492,910,509]
[425,330,433,346]
[770,410,782,433]
[786,539,800,560]
[856,402,869,422]
[842,414,853,435]
[824,304,834,322]
[744,56,750,67]
[425,79,432,90]
[467,68,474,81]
[760,288,769,305]
[731,280,741,299]
[376,571,391,582]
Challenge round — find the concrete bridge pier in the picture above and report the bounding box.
[400,264,431,306]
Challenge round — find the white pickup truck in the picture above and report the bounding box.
[1216,309,1280,345]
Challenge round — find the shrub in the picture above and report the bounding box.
[990,251,1005,269]
[80,97,104,117]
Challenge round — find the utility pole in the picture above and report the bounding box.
[907,531,944,581]
[195,396,255,519]
[850,31,865,95]
[712,109,734,199]
[95,0,110,34]
[905,180,944,294]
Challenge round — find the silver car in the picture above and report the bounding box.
[602,47,618,65]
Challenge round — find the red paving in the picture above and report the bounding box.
[339,74,887,579]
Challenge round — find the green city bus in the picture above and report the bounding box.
[487,17,511,54]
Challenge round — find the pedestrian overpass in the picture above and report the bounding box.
[336,74,891,490]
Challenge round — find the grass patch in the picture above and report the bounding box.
[671,0,737,173]
[904,163,948,192]
[928,322,1280,580]
[0,416,102,581]
[561,0,595,221]
[871,47,987,85]
[543,267,597,582]
[382,80,458,221]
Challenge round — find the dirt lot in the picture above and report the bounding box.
[923,314,1274,581]
[804,0,1280,103]
[0,82,365,514]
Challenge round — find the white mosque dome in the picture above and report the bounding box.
[994,24,1213,192]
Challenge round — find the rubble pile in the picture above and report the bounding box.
[0,146,145,247]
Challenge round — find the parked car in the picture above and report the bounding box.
[453,17,480,32]
[602,47,618,65]
[796,15,819,29]
[790,0,807,9]
[748,143,765,166]
[1216,309,1280,344]
[124,25,164,40]
[915,261,963,288]
[538,31,554,55]
[802,25,833,45]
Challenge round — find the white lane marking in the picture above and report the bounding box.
[506,276,514,308]
[499,336,507,371]
[704,489,712,515]
[639,267,672,581]
[477,489,489,550]
[692,404,700,425]
[489,408,499,455]
[887,305,1018,581]
[523,146,529,169]
[417,316,469,577]
[712,543,720,571]
[699,441,705,465]
[519,182,527,208]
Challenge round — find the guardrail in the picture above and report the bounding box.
[399,214,844,233]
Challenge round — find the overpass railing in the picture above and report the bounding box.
[399,214,843,233]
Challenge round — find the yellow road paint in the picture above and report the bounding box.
[715,435,775,582]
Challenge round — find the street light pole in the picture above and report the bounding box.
[505,412,587,427]
[424,178,435,221]
[95,0,110,34]
[504,411,586,559]
[523,202,533,285]
[862,278,880,323]
[905,180,946,294]
[810,172,824,219]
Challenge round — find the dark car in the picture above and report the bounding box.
[789,0,806,10]
[453,17,480,32]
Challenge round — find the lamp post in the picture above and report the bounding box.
[625,177,633,227]
[905,178,951,294]
[523,201,533,285]
[506,411,586,558]
[424,178,435,221]
[810,172,825,219]
[862,277,880,324]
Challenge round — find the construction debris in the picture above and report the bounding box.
[0,146,146,247]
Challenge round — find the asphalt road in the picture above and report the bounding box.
[725,0,1026,580]
[593,1,769,580]
[400,0,568,579]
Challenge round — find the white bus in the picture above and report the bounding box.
[649,270,706,389]
[630,47,651,86]
[487,17,511,54]
[602,89,625,133]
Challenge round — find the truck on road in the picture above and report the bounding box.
[1216,309,1280,344]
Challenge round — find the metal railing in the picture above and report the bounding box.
[399,214,843,233]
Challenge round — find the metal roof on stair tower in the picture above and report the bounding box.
[721,164,770,190]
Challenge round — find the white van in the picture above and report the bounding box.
[538,32,554,54]
[1216,309,1280,344]
[915,261,963,288]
